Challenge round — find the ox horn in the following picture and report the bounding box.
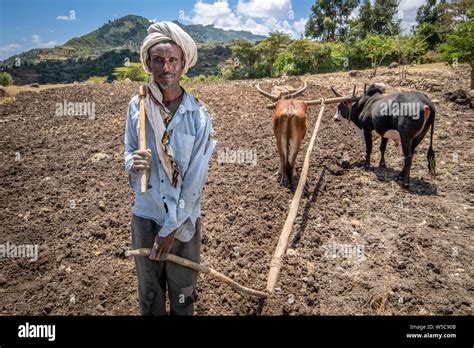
[288,81,308,98]
[330,86,343,97]
[256,82,279,101]
[363,83,367,94]
[352,85,357,97]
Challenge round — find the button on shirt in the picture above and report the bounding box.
[124,89,217,242]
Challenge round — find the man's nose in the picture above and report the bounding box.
[163,60,172,72]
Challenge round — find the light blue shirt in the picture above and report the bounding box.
[124,89,216,242]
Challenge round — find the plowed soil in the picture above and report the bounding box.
[0,63,472,315]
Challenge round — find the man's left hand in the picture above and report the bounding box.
[149,231,176,261]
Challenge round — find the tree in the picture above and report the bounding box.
[354,0,401,39]
[439,17,474,88]
[230,39,258,70]
[416,0,445,25]
[112,62,148,81]
[415,0,445,48]
[349,0,373,40]
[273,52,296,77]
[439,0,473,25]
[371,0,401,35]
[390,35,428,79]
[415,22,441,49]
[289,39,318,74]
[256,31,291,74]
[357,34,393,76]
[0,72,13,86]
[305,0,359,41]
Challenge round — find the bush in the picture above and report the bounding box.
[356,34,393,75]
[112,62,148,82]
[86,76,107,83]
[272,52,295,77]
[439,19,473,67]
[312,43,334,73]
[195,74,222,81]
[180,74,191,81]
[0,72,13,86]
[390,35,428,65]
[247,63,271,79]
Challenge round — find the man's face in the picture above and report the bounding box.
[148,42,184,90]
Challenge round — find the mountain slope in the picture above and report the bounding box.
[1,15,265,66]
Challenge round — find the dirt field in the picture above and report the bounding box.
[0,63,472,315]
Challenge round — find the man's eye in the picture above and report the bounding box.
[170,58,177,63]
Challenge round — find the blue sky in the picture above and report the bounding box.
[0,0,425,61]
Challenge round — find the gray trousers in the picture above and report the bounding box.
[131,214,201,316]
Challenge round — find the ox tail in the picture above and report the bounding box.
[427,107,436,178]
[286,117,293,187]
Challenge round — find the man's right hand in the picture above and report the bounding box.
[131,149,151,172]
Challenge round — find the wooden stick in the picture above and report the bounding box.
[125,248,267,298]
[266,102,326,294]
[266,96,354,109]
[138,85,147,193]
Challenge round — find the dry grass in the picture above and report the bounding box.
[0,83,75,104]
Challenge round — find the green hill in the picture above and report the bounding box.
[1,15,265,84]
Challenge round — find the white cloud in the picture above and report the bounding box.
[237,0,292,19]
[239,18,270,35]
[185,0,305,38]
[350,0,425,34]
[31,35,41,44]
[398,0,426,33]
[56,16,70,21]
[293,17,308,35]
[399,0,425,13]
[190,0,241,29]
[0,43,22,55]
[31,35,57,48]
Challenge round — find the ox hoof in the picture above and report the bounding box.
[379,163,386,169]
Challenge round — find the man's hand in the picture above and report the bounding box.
[149,230,176,261]
[132,149,151,172]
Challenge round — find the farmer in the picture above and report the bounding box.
[124,21,216,315]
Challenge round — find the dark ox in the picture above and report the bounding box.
[332,84,436,187]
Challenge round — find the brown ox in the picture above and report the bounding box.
[256,81,310,189]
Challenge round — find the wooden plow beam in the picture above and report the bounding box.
[266,101,328,294]
[125,249,267,298]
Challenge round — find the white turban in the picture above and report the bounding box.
[140,21,197,75]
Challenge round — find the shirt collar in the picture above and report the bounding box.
[178,88,201,114]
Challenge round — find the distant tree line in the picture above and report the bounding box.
[223,0,473,86]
